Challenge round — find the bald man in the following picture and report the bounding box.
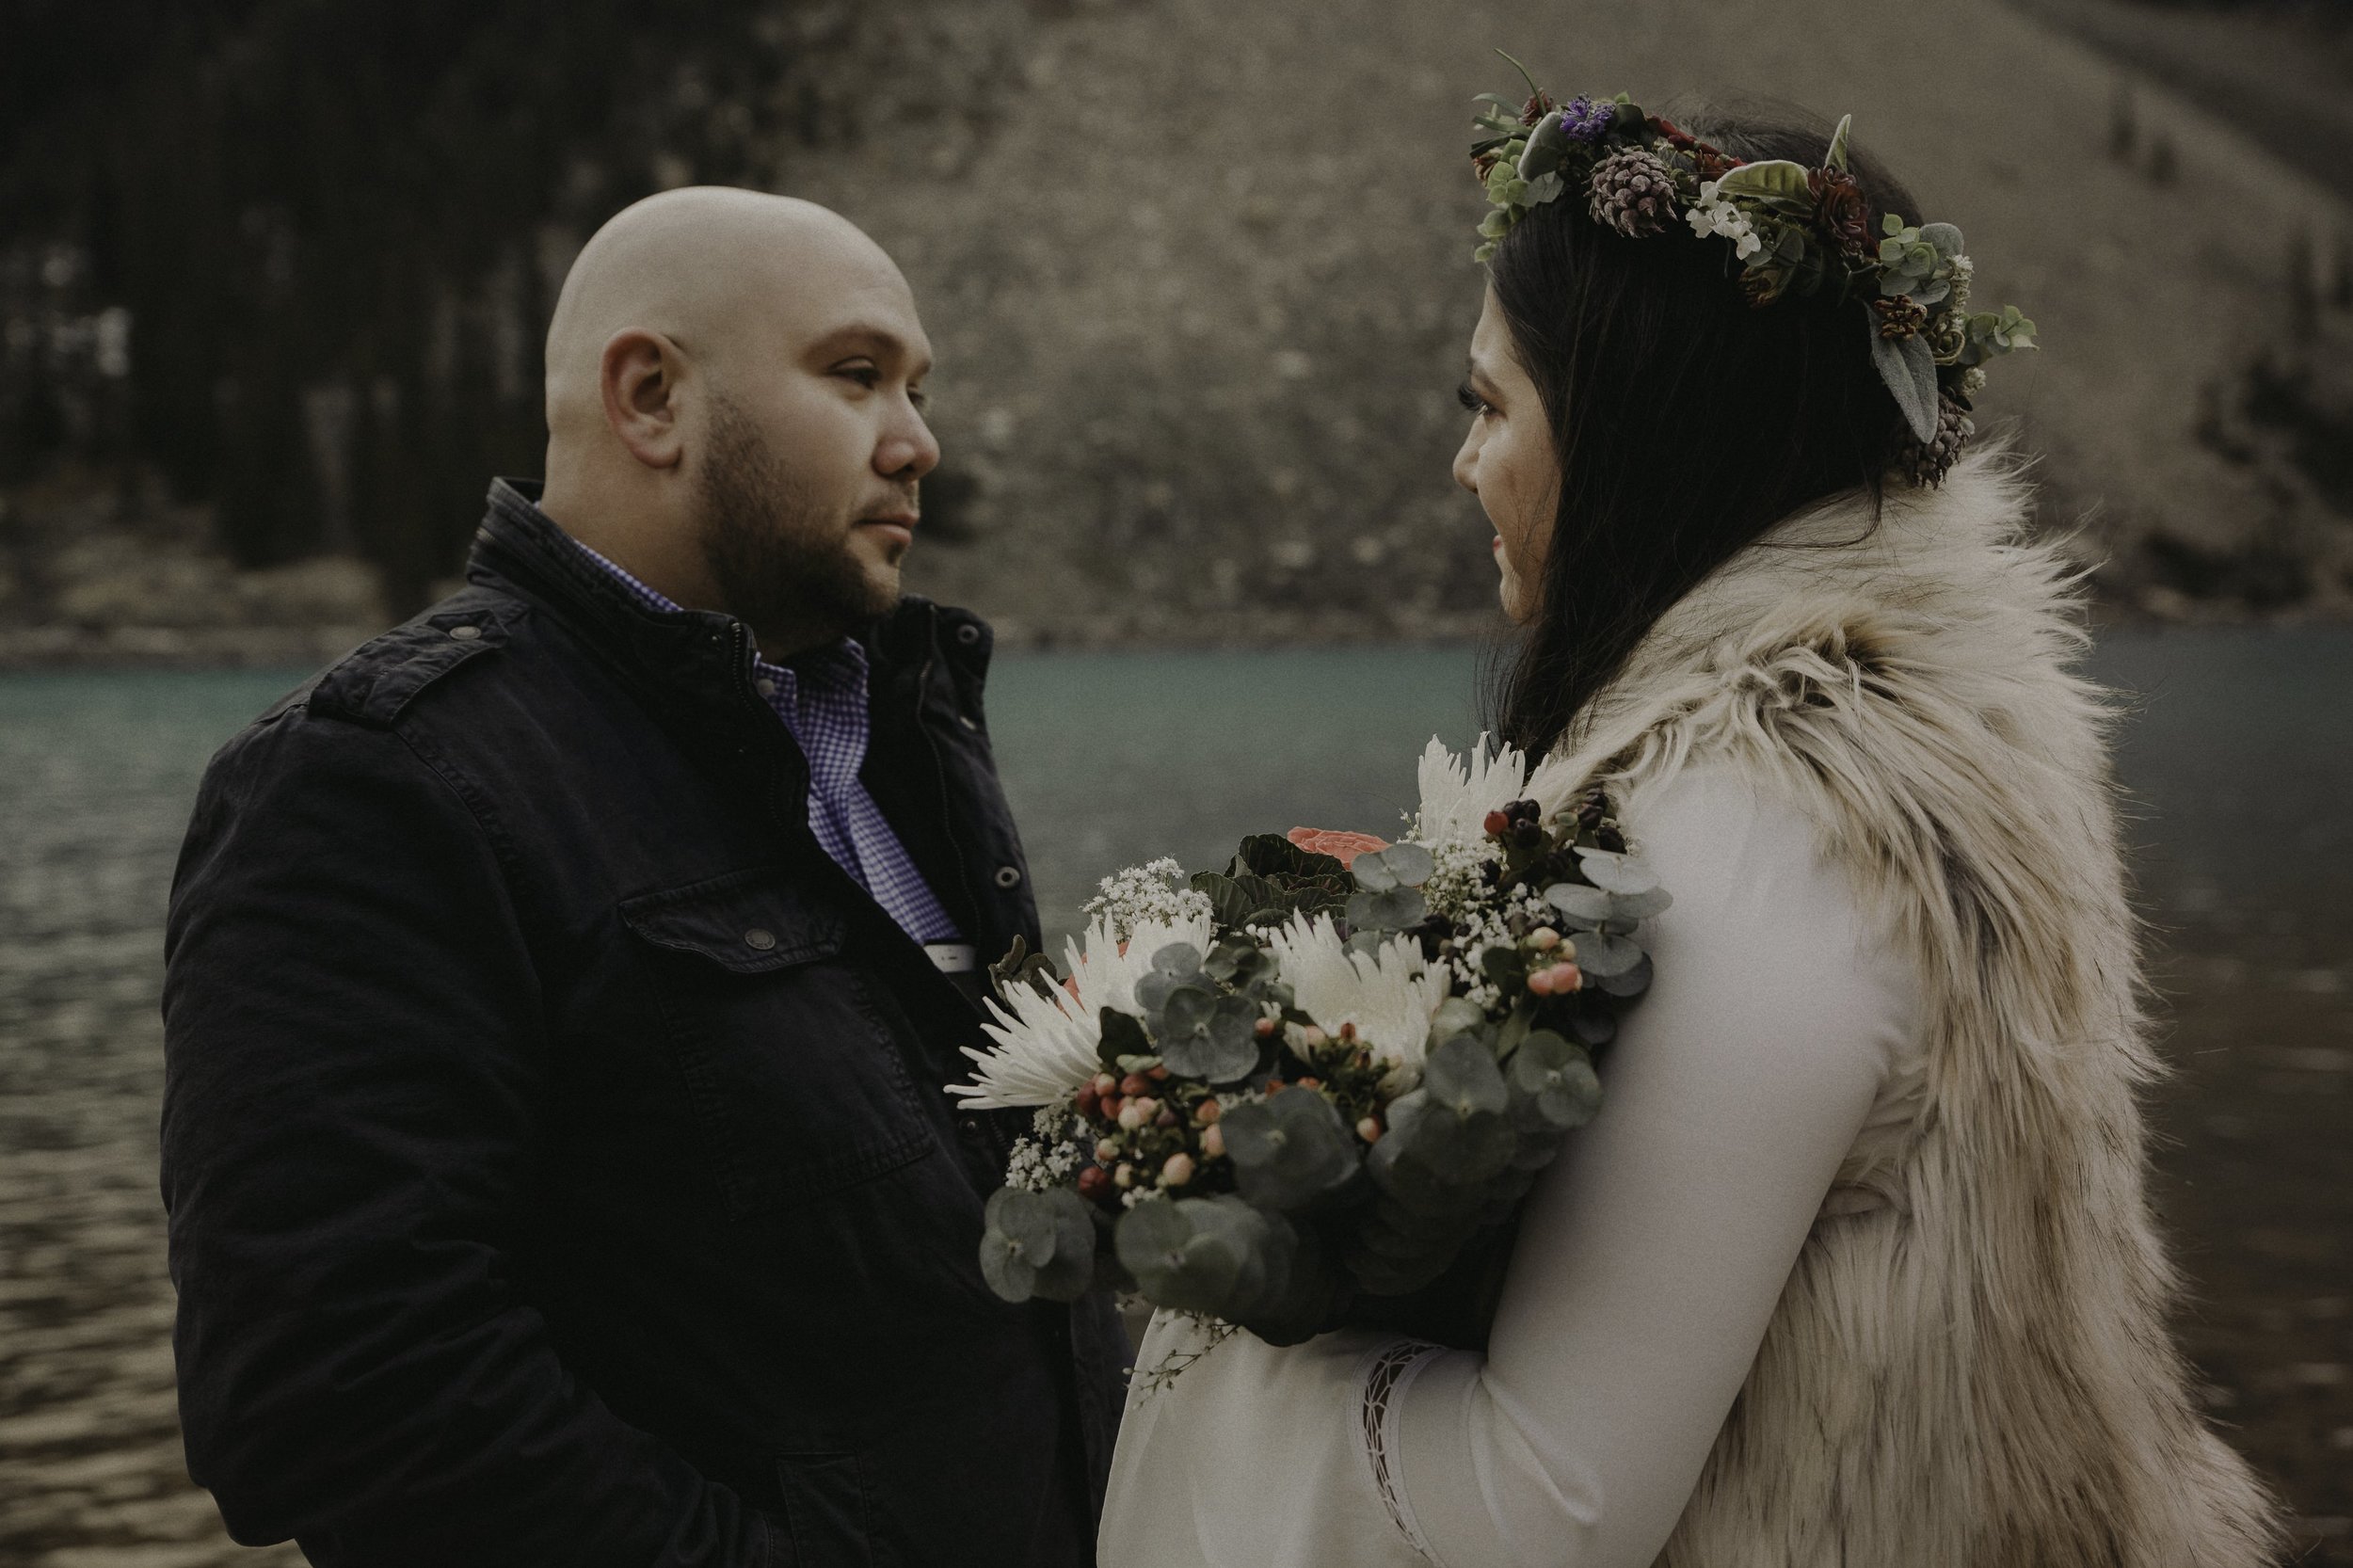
[160,190,1128,1567]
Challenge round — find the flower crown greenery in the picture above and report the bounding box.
[1471,56,2037,484]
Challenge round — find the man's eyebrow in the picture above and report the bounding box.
[808,322,934,377]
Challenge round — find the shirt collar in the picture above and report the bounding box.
[564,531,869,696]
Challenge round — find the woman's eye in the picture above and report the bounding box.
[1456,380,1492,417]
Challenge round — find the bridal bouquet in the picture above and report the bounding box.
[958,740,1669,1348]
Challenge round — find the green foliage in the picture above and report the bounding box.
[1871,325,1944,444]
[1346,885,1429,931]
[1351,842,1435,890]
[1715,158,1813,211]
[979,1187,1096,1302]
[1219,1089,1360,1211]
[4,0,966,600]
[1507,1031,1602,1130]
[1154,985,1263,1082]
[1192,836,1353,931]
[1098,1007,1152,1073]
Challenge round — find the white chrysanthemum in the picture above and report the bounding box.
[950,906,1216,1110]
[1412,733,1529,845]
[1265,912,1449,1073]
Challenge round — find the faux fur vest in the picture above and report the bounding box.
[1523,455,2281,1567]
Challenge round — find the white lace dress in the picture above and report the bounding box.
[1096,766,1927,1568]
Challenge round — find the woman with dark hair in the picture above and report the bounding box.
[1096,82,2281,1567]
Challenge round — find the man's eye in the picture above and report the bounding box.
[838,364,881,389]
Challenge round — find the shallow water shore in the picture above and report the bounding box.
[1,633,2346,1564]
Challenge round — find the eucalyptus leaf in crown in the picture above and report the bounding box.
[1470,52,2038,485]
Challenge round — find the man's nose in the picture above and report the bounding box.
[877,403,939,481]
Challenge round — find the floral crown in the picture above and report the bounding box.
[1470,58,2037,486]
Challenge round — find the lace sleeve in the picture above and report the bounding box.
[1360,1339,1449,1562]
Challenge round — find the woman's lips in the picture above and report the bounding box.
[1492,535,1506,556]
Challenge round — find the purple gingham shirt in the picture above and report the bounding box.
[570,537,962,945]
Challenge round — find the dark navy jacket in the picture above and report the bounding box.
[160,482,1127,1566]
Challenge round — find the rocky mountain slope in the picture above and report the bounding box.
[4,0,2349,662]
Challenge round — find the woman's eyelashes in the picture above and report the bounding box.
[1456,379,1494,417]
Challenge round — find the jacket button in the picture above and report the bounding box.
[957,714,979,731]
[993,866,1022,889]
[955,624,982,646]
[447,624,482,641]
[744,927,777,951]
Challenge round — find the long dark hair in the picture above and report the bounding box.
[1485,103,1923,762]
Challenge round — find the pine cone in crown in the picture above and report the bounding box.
[1899,392,1975,487]
[1588,148,1683,239]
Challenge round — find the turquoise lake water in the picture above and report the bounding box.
[0,628,2347,1561]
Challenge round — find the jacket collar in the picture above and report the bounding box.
[465,478,993,712]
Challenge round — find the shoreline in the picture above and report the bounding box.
[4,601,2348,674]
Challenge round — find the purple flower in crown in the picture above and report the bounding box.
[1555,96,1614,143]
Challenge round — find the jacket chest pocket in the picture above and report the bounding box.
[621,870,938,1217]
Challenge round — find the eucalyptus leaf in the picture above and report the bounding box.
[1158,992,1263,1083]
[1576,848,1660,895]
[1572,931,1642,978]
[1481,943,1529,991]
[1152,942,1204,977]
[1824,113,1852,173]
[1422,1034,1510,1118]
[1351,853,1398,892]
[1919,221,1963,256]
[1566,1003,1618,1048]
[1592,951,1654,998]
[1219,1090,1359,1211]
[1507,1031,1602,1129]
[1868,323,1941,444]
[980,1187,1096,1303]
[1544,883,1613,925]
[1376,842,1436,887]
[1404,1104,1515,1184]
[1134,971,1177,1016]
[1431,995,1487,1039]
[1114,1198,1239,1314]
[1346,886,1427,931]
[1521,169,1565,205]
[1029,1188,1101,1301]
[1607,886,1673,920]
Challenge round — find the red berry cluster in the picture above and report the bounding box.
[1483,798,1548,850]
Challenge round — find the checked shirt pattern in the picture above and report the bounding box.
[570,536,962,945]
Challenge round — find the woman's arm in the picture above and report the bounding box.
[1371,764,1917,1567]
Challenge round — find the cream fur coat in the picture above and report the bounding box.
[1517,453,2281,1566]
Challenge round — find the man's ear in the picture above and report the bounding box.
[600,328,688,471]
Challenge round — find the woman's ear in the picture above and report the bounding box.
[599,328,688,471]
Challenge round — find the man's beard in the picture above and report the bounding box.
[695,398,900,642]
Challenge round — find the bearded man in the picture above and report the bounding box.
[159,189,1127,1566]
